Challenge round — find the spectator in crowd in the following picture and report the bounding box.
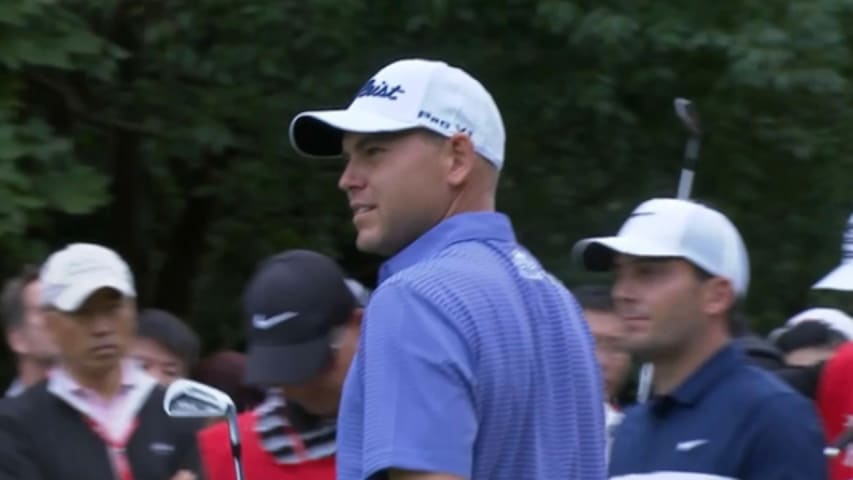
[130,308,201,386]
[192,350,264,414]
[573,198,827,479]
[1,264,58,397]
[729,310,788,372]
[813,211,853,291]
[573,284,630,460]
[815,341,853,480]
[290,58,605,479]
[0,243,203,480]
[198,250,366,480]
[574,284,631,406]
[771,308,853,367]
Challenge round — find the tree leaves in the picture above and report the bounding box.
[3,0,853,351]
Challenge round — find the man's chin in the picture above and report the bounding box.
[625,342,659,362]
[38,355,60,367]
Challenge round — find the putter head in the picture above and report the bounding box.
[674,98,702,136]
[163,378,235,418]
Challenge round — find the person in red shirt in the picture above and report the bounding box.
[197,250,368,480]
[817,341,853,479]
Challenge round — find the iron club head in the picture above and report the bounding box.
[674,98,702,136]
[163,378,235,418]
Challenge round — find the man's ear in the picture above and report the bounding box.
[702,277,735,318]
[349,308,364,329]
[446,133,478,188]
[6,329,27,355]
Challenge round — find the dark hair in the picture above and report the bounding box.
[775,321,847,354]
[192,350,265,413]
[1,265,40,333]
[687,263,750,334]
[137,309,201,371]
[572,284,613,312]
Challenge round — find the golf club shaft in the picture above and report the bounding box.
[637,101,703,404]
[677,170,695,200]
[677,136,700,199]
[637,364,654,403]
[226,410,245,480]
[233,456,245,480]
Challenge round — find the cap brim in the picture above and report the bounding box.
[51,278,136,312]
[245,337,330,386]
[572,236,684,271]
[289,109,418,158]
[813,263,853,291]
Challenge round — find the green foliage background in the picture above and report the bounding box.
[3,1,853,376]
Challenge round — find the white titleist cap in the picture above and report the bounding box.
[813,212,853,291]
[40,243,136,312]
[288,58,506,169]
[572,198,751,296]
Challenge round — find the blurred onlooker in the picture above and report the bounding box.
[573,284,630,461]
[130,308,201,386]
[816,342,853,480]
[770,308,853,367]
[813,212,853,291]
[192,350,264,414]
[198,250,366,480]
[573,285,631,405]
[0,243,202,480]
[1,264,58,397]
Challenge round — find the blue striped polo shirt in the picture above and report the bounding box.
[336,211,606,479]
[609,343,827,479]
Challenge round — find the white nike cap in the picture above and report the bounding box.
[813,212,853,291]
[288,58,506,169]
[572,198,750,297]
[40,243,136,312]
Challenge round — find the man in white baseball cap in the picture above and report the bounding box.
[290,59,606,480]
[39,242,136,312]
[769,307,853,367]
[0,243,202,480]
[573,198,827,479]
[290,58,505,171]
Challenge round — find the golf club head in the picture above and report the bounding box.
[164,378,235,418]
[674,98,702,136]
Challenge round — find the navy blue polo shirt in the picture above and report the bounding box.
[609,343,827,479]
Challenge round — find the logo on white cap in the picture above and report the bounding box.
[40,243,136,312]
[355,79,406,100]
[289,58,506,169]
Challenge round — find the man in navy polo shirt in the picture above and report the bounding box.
[288,59,606,479]
[573,198,827,479]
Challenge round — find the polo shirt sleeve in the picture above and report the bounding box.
[360,280,477,479]
[740,392,828,479]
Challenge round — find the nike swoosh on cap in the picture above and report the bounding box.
[629,211,656,218]
[675,439,708,451]
[252,311,300,329]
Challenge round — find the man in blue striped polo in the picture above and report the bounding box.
[288,58,606,480]
[573,198,827,479]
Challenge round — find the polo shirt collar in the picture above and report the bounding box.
[378,212,515,284]
[659,342,741,409]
